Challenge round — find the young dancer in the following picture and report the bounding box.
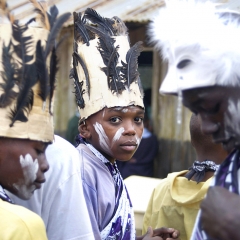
[70,8,180,240]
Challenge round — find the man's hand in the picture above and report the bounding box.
[136,227,180,240]
[200,186,240,239]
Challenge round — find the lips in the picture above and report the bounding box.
[120,141,137,151]
[34,179,46,189]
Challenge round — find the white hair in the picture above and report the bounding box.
[149,0,240,87]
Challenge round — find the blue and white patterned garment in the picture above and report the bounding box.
[0,185,13,203]
[85,142,135,240]
[76,135,135,240]
[191,149,240,239]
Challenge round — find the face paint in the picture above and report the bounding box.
[112,127,124,146]
[93,122,112,156]
[13,154,39,200]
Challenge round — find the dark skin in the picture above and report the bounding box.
[182,85,240,239]
[0,137,49,200]
[79,106,180,240]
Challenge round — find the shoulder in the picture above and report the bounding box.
[0,200,47,240]
[153,171,187,195]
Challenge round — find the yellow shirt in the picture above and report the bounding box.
[142,170,212,240]
[0,199,47,240]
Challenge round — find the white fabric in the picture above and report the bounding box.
[8,135,94,240]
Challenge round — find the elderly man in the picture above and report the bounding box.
[150,1,240,239]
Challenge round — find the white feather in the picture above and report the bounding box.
[149,0,240,86]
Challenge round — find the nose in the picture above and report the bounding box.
[123,121,136,136]
[39,152,49,173]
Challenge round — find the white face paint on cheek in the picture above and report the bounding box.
[111,127,124,147]
[13,154,39,200]
[135,136,141,145]
[93,122,112,156]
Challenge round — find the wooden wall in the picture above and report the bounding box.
[54,23,196,178]
[54,26,76,137]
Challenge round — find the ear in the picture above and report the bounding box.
[78,122,91,139]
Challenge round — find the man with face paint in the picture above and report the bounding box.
[71,8,180,240]
[150,0,240,239]
[142,113,228,240]
[0,1,70,239]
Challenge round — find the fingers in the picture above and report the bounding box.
[153,227,180,237]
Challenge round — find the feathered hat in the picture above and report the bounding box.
[149,0,240,94]
[70,8,144,122]
[0,0,70,142]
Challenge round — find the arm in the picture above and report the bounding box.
[200,186,240,239]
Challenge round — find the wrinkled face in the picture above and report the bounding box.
[182,86,240,153]
[0,138,49,200]
[82,106,144,163]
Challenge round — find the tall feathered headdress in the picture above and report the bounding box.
[70,8,144,122]
[0,1,70,142]
[149,0,240,94]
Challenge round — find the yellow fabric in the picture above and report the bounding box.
[142,170,212,240]
[0,199,47,240]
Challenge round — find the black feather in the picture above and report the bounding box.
[44,12,71,58]
[9,64,37,127]
[36,40,49,105]
[49,46,57,115]
[0,41,18,107]
[85,8,115,36]
[73,52,90,98]
[120,41,143,89]
[73,12,90,46]
[97,35,124,94]
[86,25,124,93]
[47,5,59,29]
[69,54,85,108]
[12,21,33,85]
[26,17,36,26]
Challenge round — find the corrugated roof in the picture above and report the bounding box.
[7,0,165,26]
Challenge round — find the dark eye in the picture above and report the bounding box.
[177,59,191,69]
[135,117,143,123]
[35,149,44,155]
[110,117,121,123]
